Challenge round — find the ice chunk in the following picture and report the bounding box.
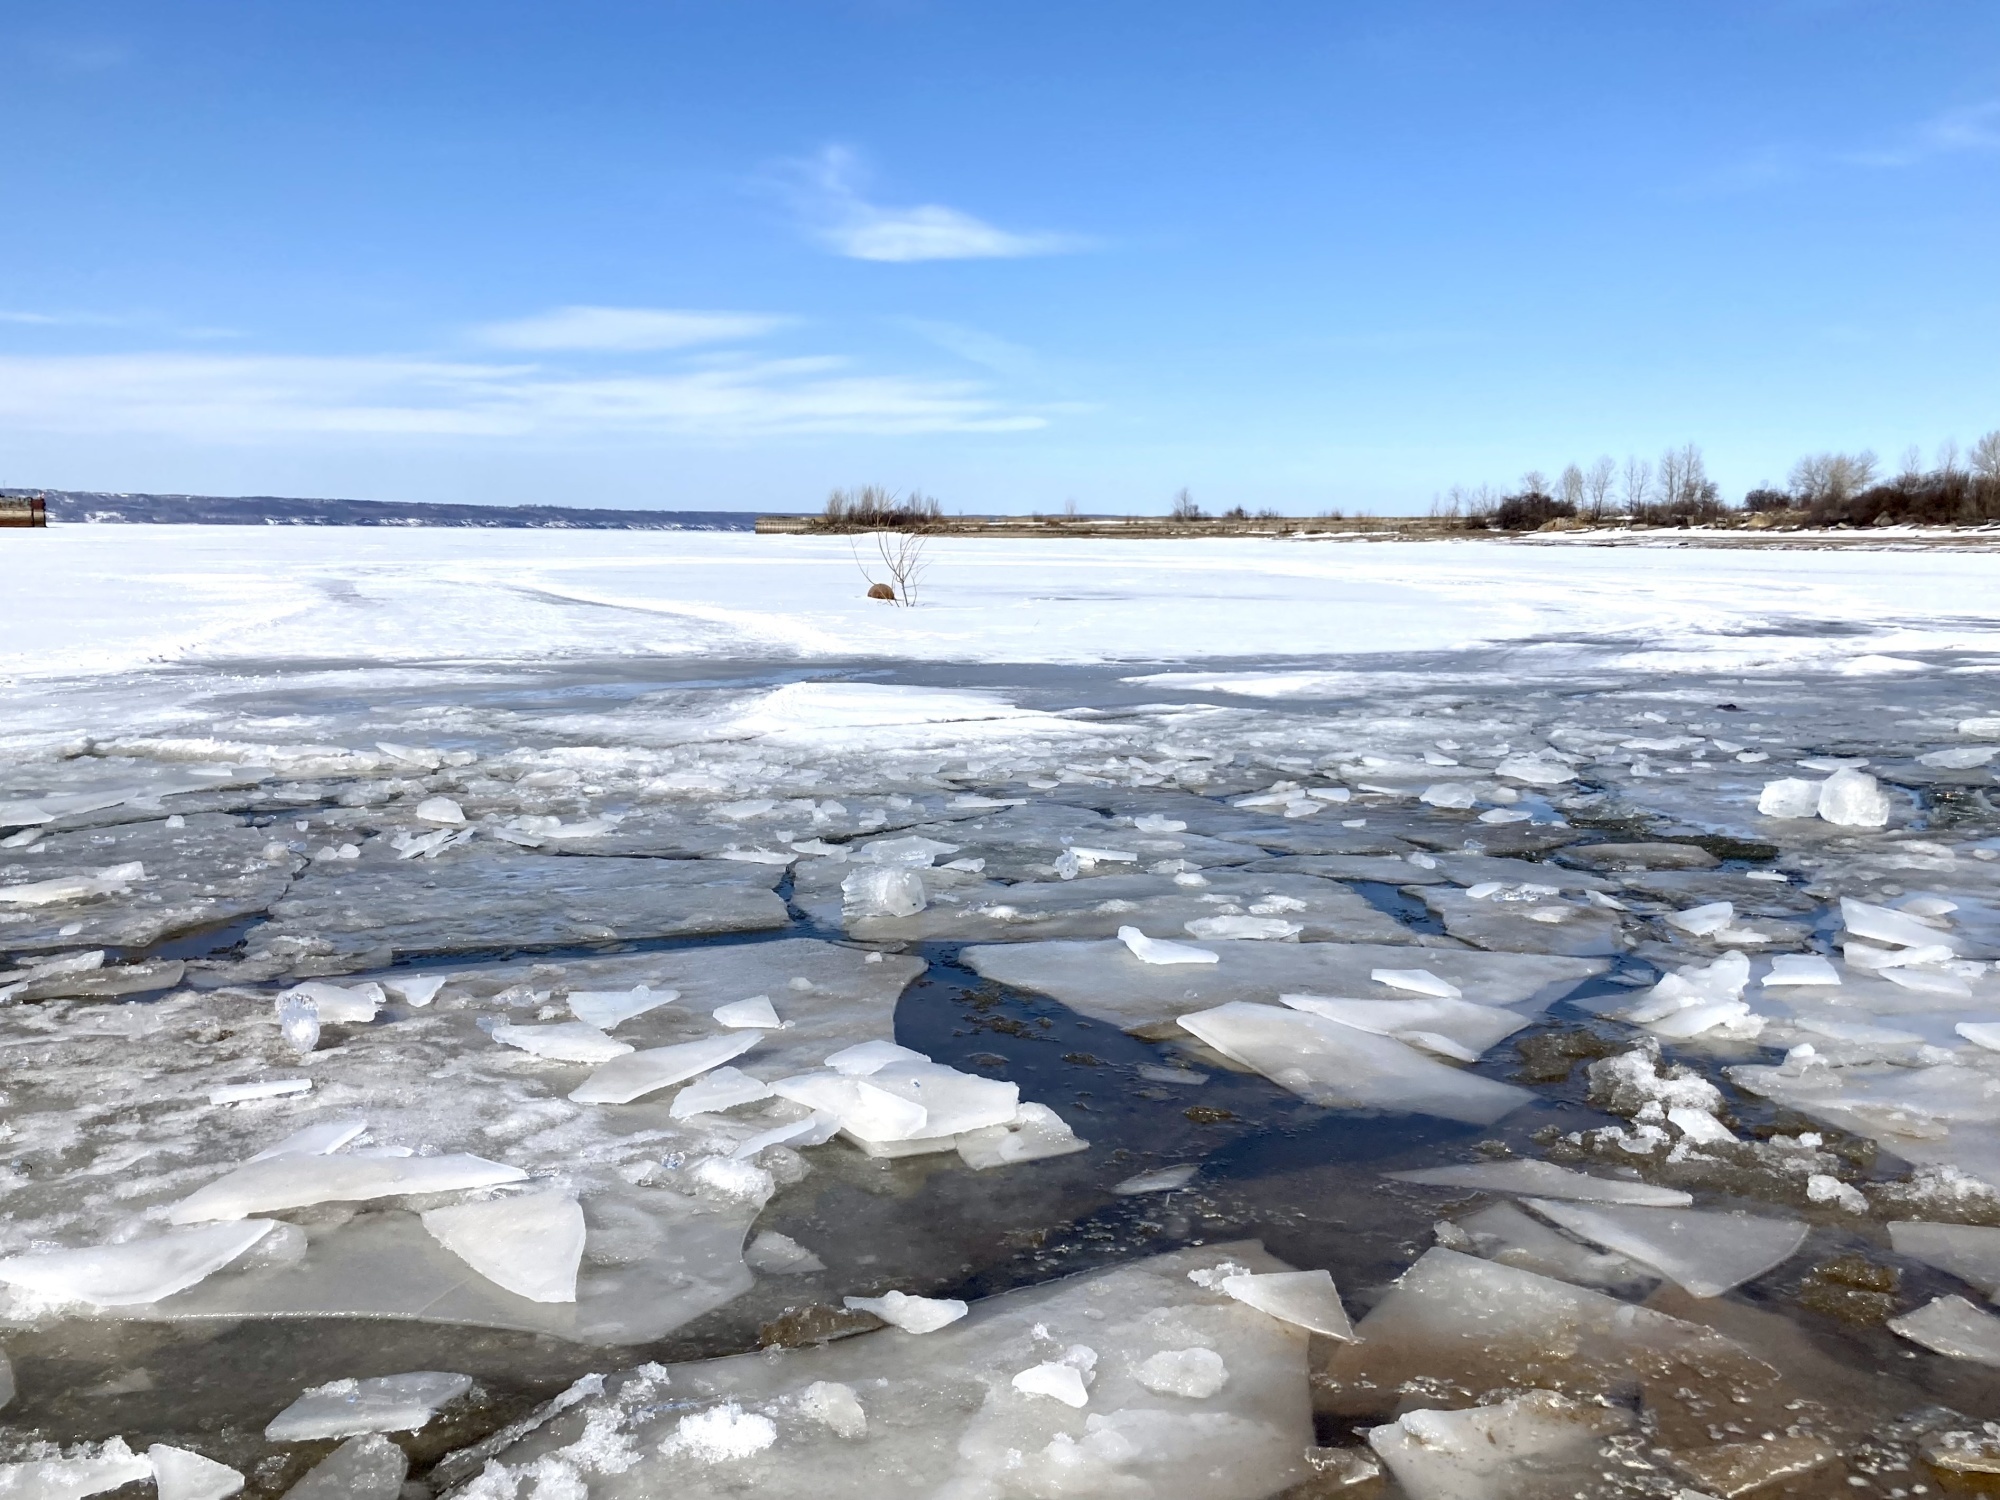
[1665,900,1734,936]
[1218,1269,1354,1340]
[249,1117,368,1163]
[712,994,783,1028]
[566,984,678,1029]
[1418,782,1476,809]
[413,796,465,824]
[823,1039,930,1075]
[490,1020,634,1064]
[383,973,448,1007]
[0,1221,279,1306]
[281,980,384,1023]
[1115,1164,1200,1194]
[209,1079,311,1105]
[1013,1360,1091,1407]
[1371,968,1463,999]
[745,1231,826,1274]
[1442,1200,1659,1293]
[1819,768,1890,827]
[772,1073,931,1142]
[1842,896,1956,951]
[1184,914,1301,941]
[1920,746,1998,768]
[1668,1106,1738,1144]
[1134,813,1187,832]
[265,1370,472,1441]
[955,1102,1090,1169]
[1884,967,1974,999]
[1757,778,1822,818]
[1961,715,2000,737]
[168,1153,527,1224]
[1958,1021,2000,1052]
[1369,1390,1629,1500]
[1118,925,1219,965]
[0,860,146,907]
[822,1059,1021,1146]
[0,1439,153,1499]
[797,1380,865,1437]
[663,1403,778,1462]
[274,991,319,1055]
[842,1289,968,1333]
[1389,1159,1691,1206]
[1763,954,1841,987]
[281,1434,407,1499]
[1887,1221,2000,1296]
[1178,1002,1533,1124]
[568,1032,761,1104]
[1495,755,1574,786]
[420,1191,584,1304]
[1889,1295,2000,1367]
[855,834,959,866]
[1523,1199,1807,1297]
[146,1446,243,1500]
[841,865,926,917]
[1133,1346,1228,1398]
[1281,993,1531,1057]
[669,1065,775,1119]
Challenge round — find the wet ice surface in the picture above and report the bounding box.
[3,576,2000,1495]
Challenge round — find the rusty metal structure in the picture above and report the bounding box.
[0,495,48,527]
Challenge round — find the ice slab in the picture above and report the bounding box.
[669,1065,775,1119]
[0,1220,278,1306]
[455,1241,1313,1499]
[1220,1269,1354,1340]
[1888,1295,2000,1367]
[842,1290,968,1333]
[266,1370,471,1440]
[146,1445,243,1500]
[1178,1002,1534,1124]
[713,994,783,1028]
[1441,1201,1660,1294]
[1418,887,1627,956]
[1390,1159,1692,1206]
[744,1231,825,1274]
[1523,1199,1807,1297]
[567,983,678,1029]
[244,848,787,974]
[1764,954,1841,987]
[1369,1390,1631,1500]
[1281,993,1532,1057]
[281,1434,407,1499]
[569,1032,761,1104]
[1115,1164,1201,1194]
[1887,1220,2000,1297]
[249,1118,368,1162]
[421,1191,585,1303]
[490,1020,634,1063]
[0,814,293,954]
[955,1102,1090,1170]
[961,939,1606,1032]
[1118,925,1218,965]
[281,980,383,1023]
[168,1153,528,1224]
[0,1439,153,1499]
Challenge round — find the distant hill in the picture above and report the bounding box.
[1,488,766,530]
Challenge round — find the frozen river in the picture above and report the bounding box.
[2,526,1999,1497]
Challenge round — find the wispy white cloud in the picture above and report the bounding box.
[904,319,1039,376]
[784,146,1089,263]
[0,351,1046,441]
[1842,101,2000,168]
[474,305,790,351]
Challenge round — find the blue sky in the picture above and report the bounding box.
[2,2,1996,513]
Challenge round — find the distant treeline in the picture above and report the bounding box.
[1434,432,2000,531]
[2,489,760,530]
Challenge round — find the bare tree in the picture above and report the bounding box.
[1789,451,1878,505]
[1973,430,2000,482]
[1937,438,1962,477]
[1520,469,1551,497]
[1584,456,1616,519]
[1899,445,1926,484]
[1170,487,1204,522]
[851,530,931,606]
[1621,455,1651,514]
[1558,464,1586,511]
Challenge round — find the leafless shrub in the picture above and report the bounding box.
[852,530,931,606]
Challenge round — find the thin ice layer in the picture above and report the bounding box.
[420,1191,586,1304]
[168,1153,528,1224]
[1178,1002,1534,1125]
[1389,1159,1692,1206]
[963,940,1605,1031]
[0,1220,279,1306]
[1523,1199,1807,1298]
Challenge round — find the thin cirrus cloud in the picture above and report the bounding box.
[1843,100,2000,168]
[474,304,791,351]
[786,146,1090,263]
[0,351,1046,441]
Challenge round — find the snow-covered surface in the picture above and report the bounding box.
[5,526,2000,681]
